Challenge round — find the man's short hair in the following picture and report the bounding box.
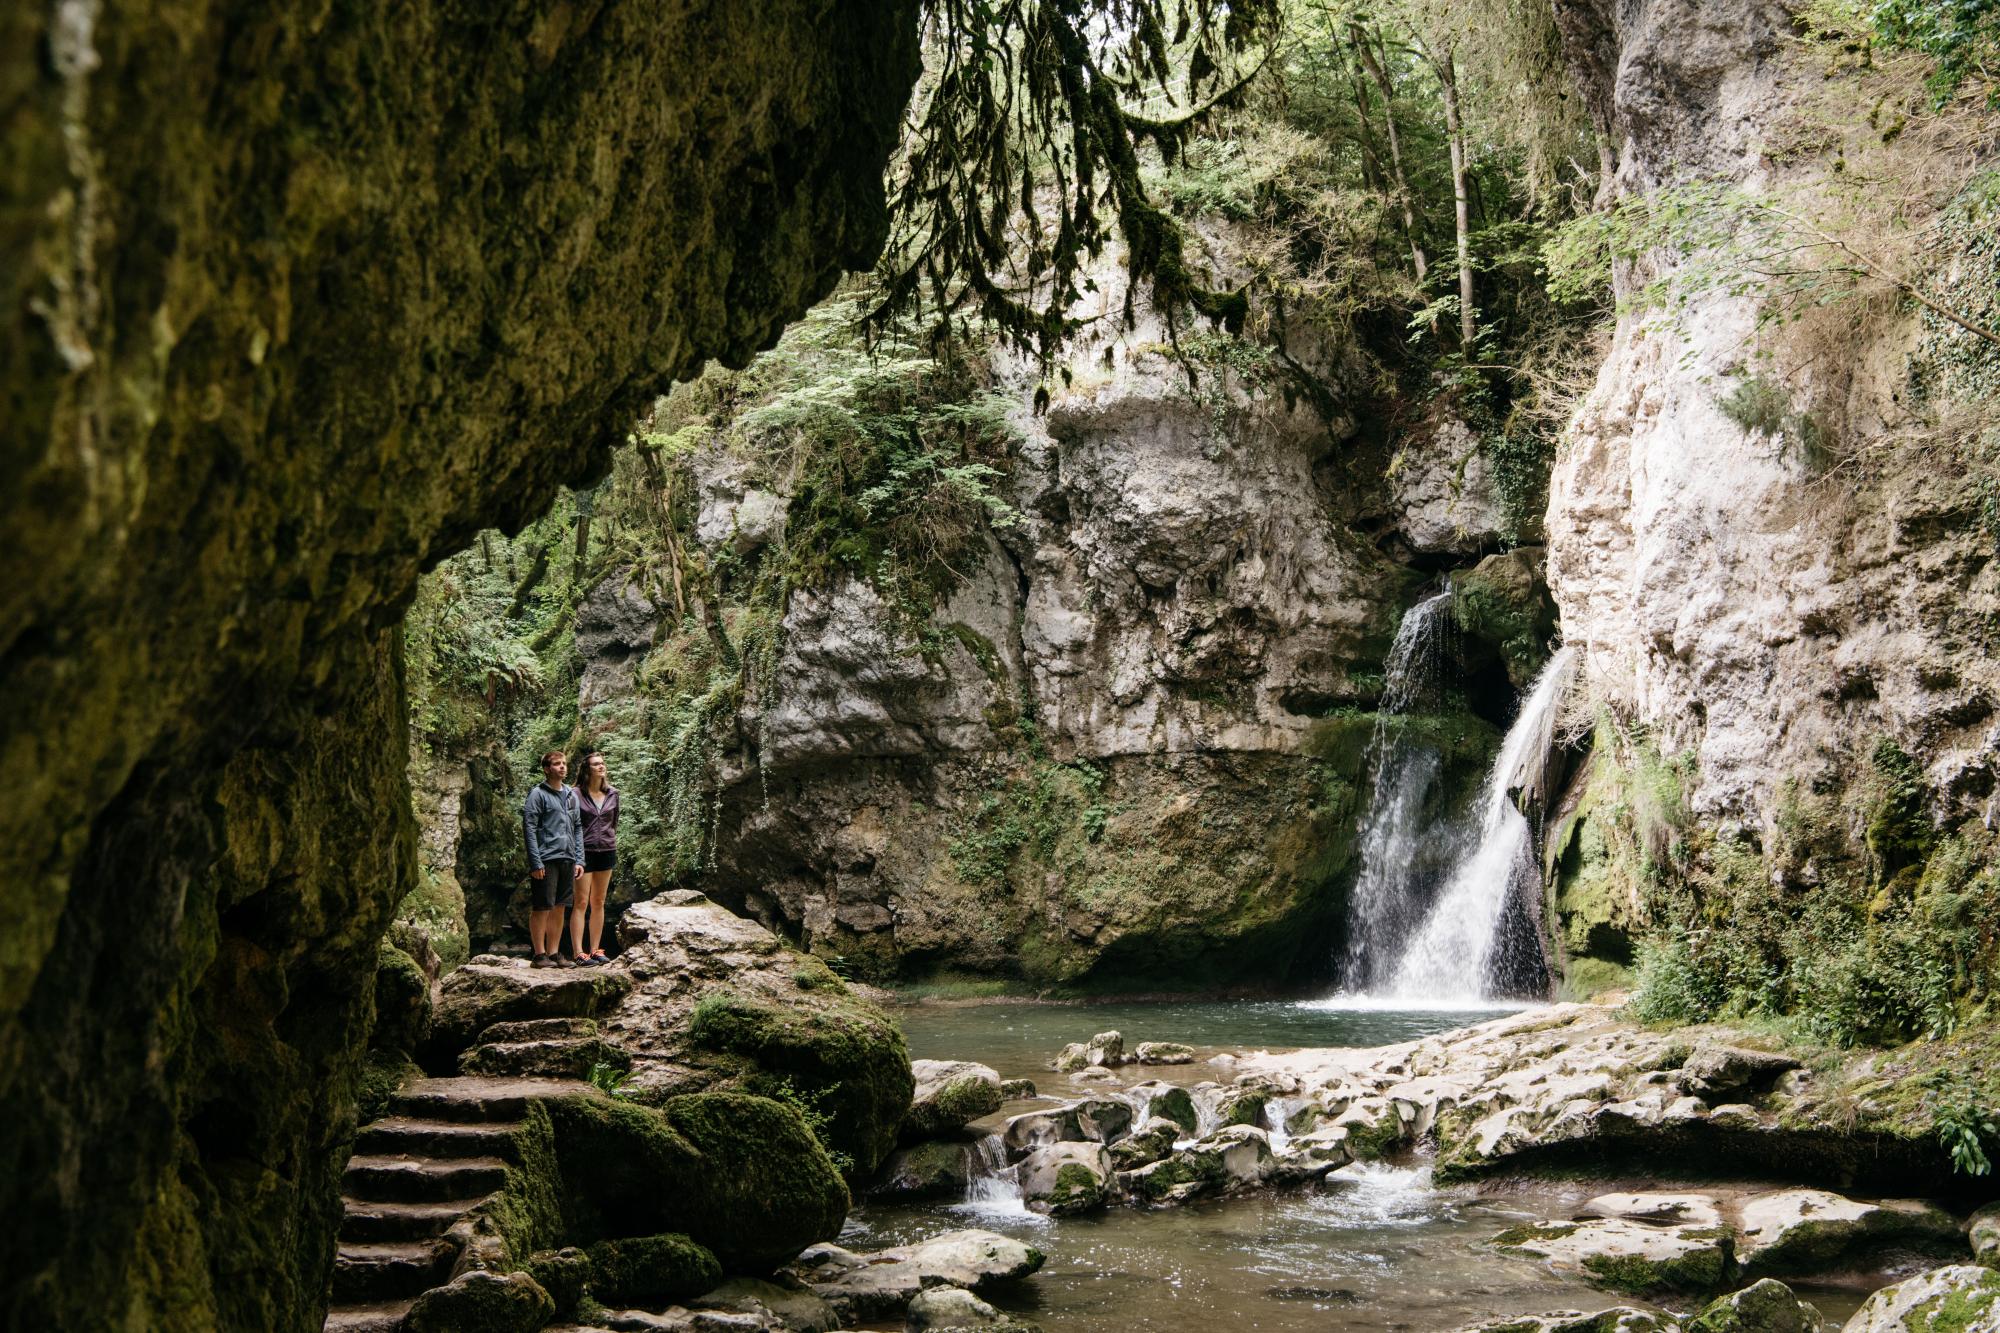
[540,750,566,768]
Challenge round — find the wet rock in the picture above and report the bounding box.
[1491,1218,1735,1295]
[1736,1190,1958,1277]
[1137,1084,1199,1134]
[1841,1263,2000,1331]
[904,1061,1004,1140]
[1332,1096,1411,1160]
[1455,1311,1672,1333]
[1018,1142,1112,1215]
[869,1139,975,1201]
[1209,1086,1270,1129]
[1000,1079,1038,1099]
[1579,1192,1725,1229]
[906,1285,1038,1331]
[405,1269,555,1333]
[1133,1041,1196,1065]
[1002,1099,1133,1153]
[1108,1118,1182,1171]
[1052,1032,1125,1072]
[693,1277,837,1333]
[1120,1125,1275,1206]
[1071,1065,1120,1084]
[800,1230,1045,1324]
[1682,1277,1825,1332]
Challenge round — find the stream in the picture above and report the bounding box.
[850,1000,1869,1332]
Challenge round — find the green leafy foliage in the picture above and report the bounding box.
[1873,0,2000,105]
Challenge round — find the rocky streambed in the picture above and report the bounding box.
[353,898,2000,1333]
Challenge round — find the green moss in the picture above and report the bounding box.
[1215,1089,1268,1128]
[535,1092,846,1272]
[396,866,471,973]
[1145,1087,1198,1134]
[585,1233,722,1305]
[685,990,912,1176]
[405,1271,555,1333]
[371,941,432,1054]
[1451,551,1558,688]
[1911,1285,2000,1332]
[1580,1242,1730,1295]
[1047,1161,1107,1212]
[524,1248,588,1319]
[905,1073,1002,1138]
[356,1048,421,1125]
[1493,1222,1581,1246]
[1127,1148,1227,1201]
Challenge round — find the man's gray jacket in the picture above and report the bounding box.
[522,782,583,870]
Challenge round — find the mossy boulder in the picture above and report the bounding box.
[601,891,914,1178]
[1139,1085,1198,1134]
[1684,1278,1825,1333]
[1843,1264,2000,1332]
[903,1060,1004,1140]
[1736,1189,1958,1278]
[1492,1219,1735,1296]
[405,1270,555,1333]
[869,1139,975,1201]
[372,940,434,1055]
[586,1233,722,1306]
[524,1247,589,1320]
[541,1091,848,1273]
[1018,1143,1111,1216]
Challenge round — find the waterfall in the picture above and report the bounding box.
[959,1132,1032,1218]
[1338,591,1455,991]
[1380,647,1576,1003]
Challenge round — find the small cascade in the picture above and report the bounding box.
[959,1132,1031,1218]
[1338,590,1457,991]
[1382,647,1577,1003]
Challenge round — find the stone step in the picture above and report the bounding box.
[355,1117,521,1161]
[339,1196,491,1243]
[460,1036,620,1081]
[331,1241,454,1304]
[476,1016,599,1044]
[322,1300,414,1333]
[342,1154,511,1203]
[389,1076,592,1124]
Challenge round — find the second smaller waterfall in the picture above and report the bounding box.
[1381,647,1576,1003]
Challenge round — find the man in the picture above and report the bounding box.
[521,750,583,968]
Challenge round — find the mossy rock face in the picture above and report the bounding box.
[586,1233,722,1306]
[1143,1086,1199,1134]
[405,1270,555,1333]
[524,1247,589,1320]
[604,892,913,1178]
[1844,1264,2000,1333]
[902,1060,1003,1140]
[1452,548,1558,689]
[372,941,434,1055]
[1494,1219,1736,1296]
[1,2,922,1326]
[543,1091,848,1273]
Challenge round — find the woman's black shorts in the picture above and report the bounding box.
[583,848,618,874]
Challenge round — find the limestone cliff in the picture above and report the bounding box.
[0,4,920,1328]
[1542,0,2000,1022]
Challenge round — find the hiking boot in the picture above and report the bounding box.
[531,954,552,969]
[558,955,579,968]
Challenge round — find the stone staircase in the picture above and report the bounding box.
[323,1076,587,1333]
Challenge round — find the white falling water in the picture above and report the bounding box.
[1338,592,1456,990]
[956,1132,1040,1222]
[1380,647,1576,1003]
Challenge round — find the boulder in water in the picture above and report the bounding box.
[868,1138,976,1201]
[796,1230,1045,1323]
[1578,1193,1726,1229]
[1682,1278,1825,1332]
[1108,1118,1181,1170]
[906,1285,1040,1331]
[693,1277,838,1333]
[1133,1041,1196,1065]
[1002,1098,1133,1153]
[1052,1031,1125,1071]
[1135,1083,1198,1134]
[1000,1078,1039,1099]
[1490,1218,1735,1295]
[1735,1190,1958,1277]
[904,1061,1004,1140]
[1841,1264,2000,1331]
[1019,1142,1112,1215]
[1119,1125,1275,1206]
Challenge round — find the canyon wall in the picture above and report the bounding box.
[0,4,920,1328]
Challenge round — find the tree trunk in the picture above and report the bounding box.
[1353,23,1428,283]
[1434,45,1476,349]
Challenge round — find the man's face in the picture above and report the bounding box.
[544,756,567,783]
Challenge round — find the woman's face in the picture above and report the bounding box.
[589,754,607,785]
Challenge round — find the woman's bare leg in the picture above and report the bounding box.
[586,873,611,953]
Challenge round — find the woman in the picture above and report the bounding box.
[570,751,620,965]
